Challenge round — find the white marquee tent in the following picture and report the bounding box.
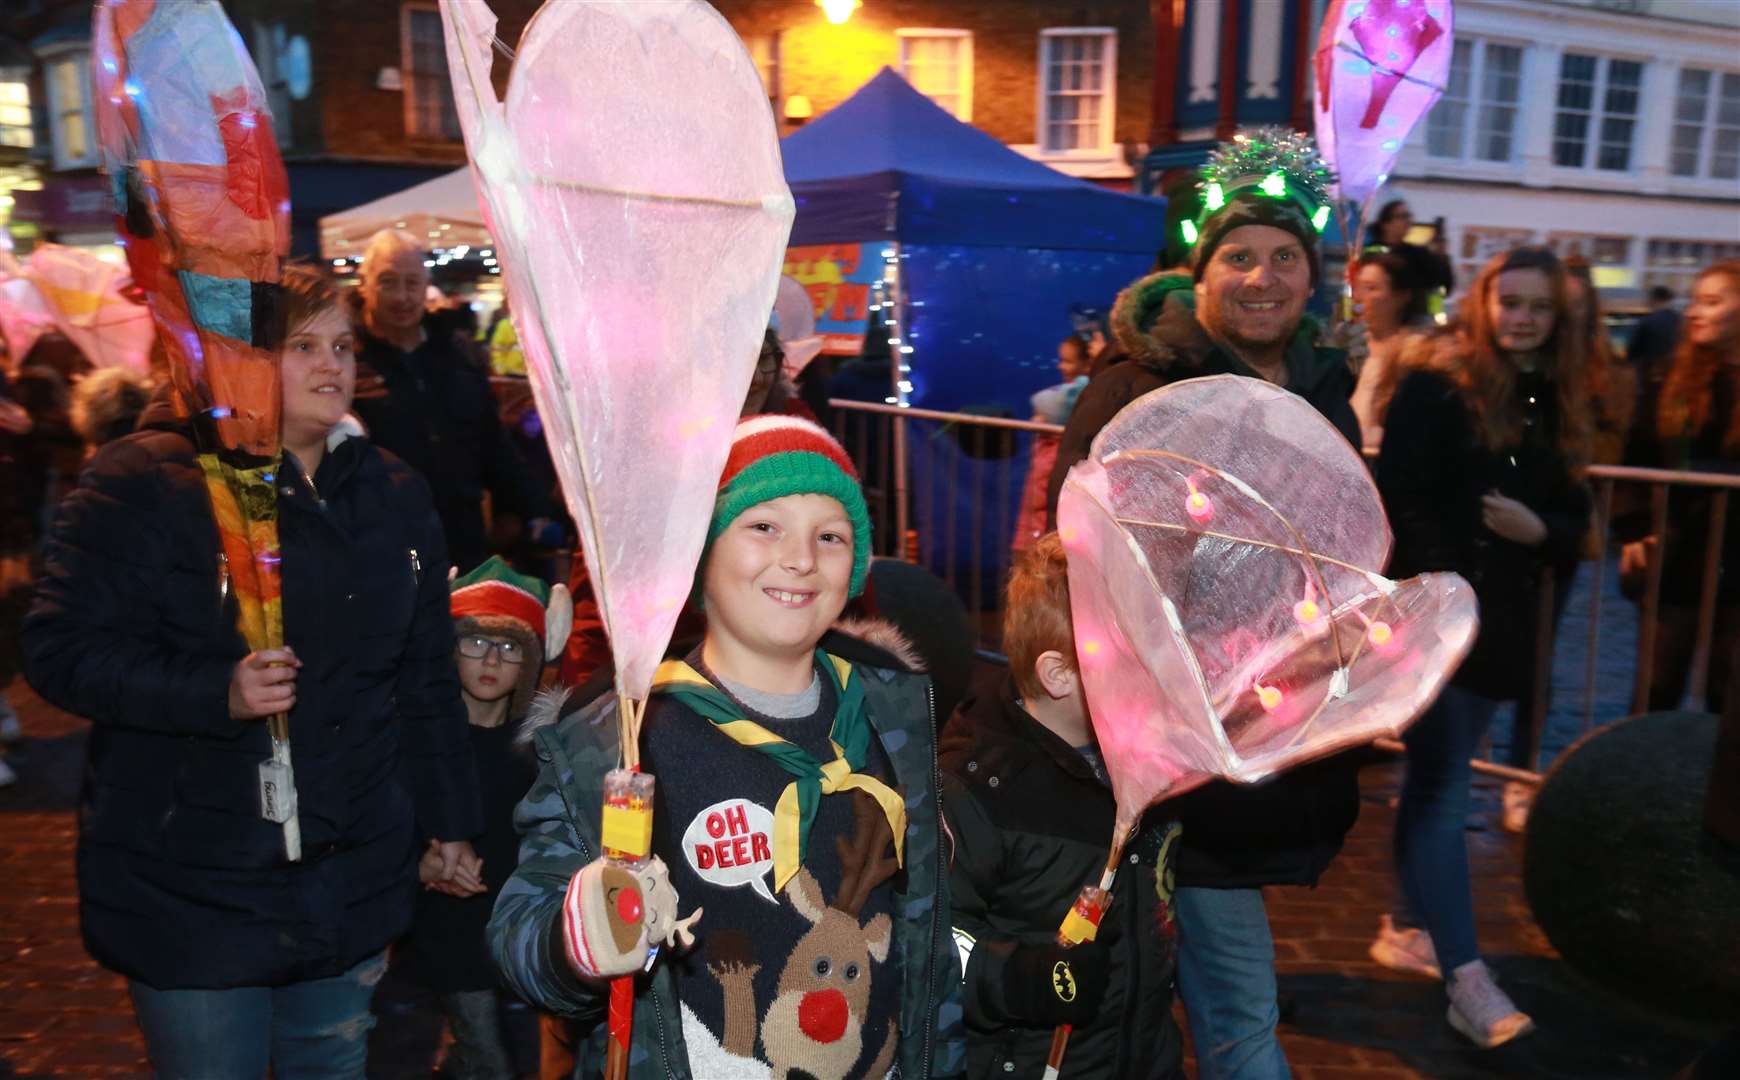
[318,168,488,260]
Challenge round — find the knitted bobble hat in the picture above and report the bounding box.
[450,556,573,716]
[707,415,873,597]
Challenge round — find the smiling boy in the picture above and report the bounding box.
[488,416,964,1079]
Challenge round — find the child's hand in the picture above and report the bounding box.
[560,859,651,980]
[421,839,488,896]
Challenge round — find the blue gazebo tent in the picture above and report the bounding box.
[780,69,1166,604]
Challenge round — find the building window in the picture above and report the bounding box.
[1427,39,1522,163]
[747,33,780,103]
[1547,232,1631,267]
[1038,29,1116,155]
[1455,225,1535,285]
[43,52,94,169]
[1671,68,1740,181]
[0,70,31,149]
[401,3,461,140]
[250,22,295,150]
[898,29,972,122]
[1554,53,1642,171]
[1646,237,1740,295]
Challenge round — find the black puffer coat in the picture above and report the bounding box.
[1377,367,1591,700]
[24,408,482,989]
[941,675,1184,1079]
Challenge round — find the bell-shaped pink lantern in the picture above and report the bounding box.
[1057,375,1477,842]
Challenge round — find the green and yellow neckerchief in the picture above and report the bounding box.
[652,650,906,893]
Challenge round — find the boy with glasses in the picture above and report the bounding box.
[403,556,572,1078]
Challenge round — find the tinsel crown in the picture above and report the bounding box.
[1195,126,1336,227]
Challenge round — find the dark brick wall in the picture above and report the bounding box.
[297,0,540,165]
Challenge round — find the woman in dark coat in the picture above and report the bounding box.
[1620,260,1740,712]
[24,267,483,1079]
[1371,247,1592,1049]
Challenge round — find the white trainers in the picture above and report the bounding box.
[1501,781,1533,834]
[1369,914,1442,978]
[1446,959,1535,1048]
[0,756,16,789]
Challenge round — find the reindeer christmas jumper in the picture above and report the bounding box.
[488,622,967,1080]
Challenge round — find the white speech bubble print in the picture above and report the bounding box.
[681,797,777,904]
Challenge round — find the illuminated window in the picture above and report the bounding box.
[35,50,95,169]
[401,3,461,140]
[0,69,29,149]
[747,33,780,103]
[898,29,972,122]
[1038,29,1116,155]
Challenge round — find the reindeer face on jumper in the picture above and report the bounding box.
[706,792,902,1080]
[759,866,892,1079]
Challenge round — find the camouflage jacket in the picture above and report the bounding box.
[487,624,967,1079]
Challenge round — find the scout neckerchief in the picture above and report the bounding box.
[652,650,906,893]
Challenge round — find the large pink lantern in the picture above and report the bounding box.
[1313,0,1456,209]
[1057,375,1477,843]
[439,0,794,725]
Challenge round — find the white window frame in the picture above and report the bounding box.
[39,45,95,170]
[1034,28,1117,158]
[1426,37,1526,165]
[1671,66,1740,182]
[399,2,461,141]
[897,28,973,122]
[1552,51,1644,173]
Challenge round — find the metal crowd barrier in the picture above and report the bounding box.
[826,398,1740,784]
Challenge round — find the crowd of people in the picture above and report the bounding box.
[1,133,1737,1080]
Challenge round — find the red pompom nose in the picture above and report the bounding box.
[614,885,643,925]
[797,988,848,1044]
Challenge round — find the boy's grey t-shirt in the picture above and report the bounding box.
[717,670,821,720]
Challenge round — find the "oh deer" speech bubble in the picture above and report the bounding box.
[682,798,777,904]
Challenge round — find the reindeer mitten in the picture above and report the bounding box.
[1001,937,1111,1027]
[560,855,703,980]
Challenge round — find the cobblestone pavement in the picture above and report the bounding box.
[0,678,1721,1079]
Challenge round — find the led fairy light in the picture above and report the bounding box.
[878,243,913,408]
[1184,477,1214,523]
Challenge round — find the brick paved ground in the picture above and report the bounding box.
[0,677,1722,1079]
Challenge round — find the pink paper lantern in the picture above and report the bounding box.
[1313,0,1456,207]
[1058,376,1477,838]
[440,0,795,705]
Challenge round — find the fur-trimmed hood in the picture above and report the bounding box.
[519,615,925,742]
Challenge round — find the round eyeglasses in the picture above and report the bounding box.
[458,634,526,665]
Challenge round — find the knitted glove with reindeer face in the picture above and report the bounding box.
[561,856,704,980]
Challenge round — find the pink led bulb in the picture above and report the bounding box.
[1368,621,1393,647]
[1255,683,1283,712]
[1185,481,1213,523]
[1293,598,1321,624]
